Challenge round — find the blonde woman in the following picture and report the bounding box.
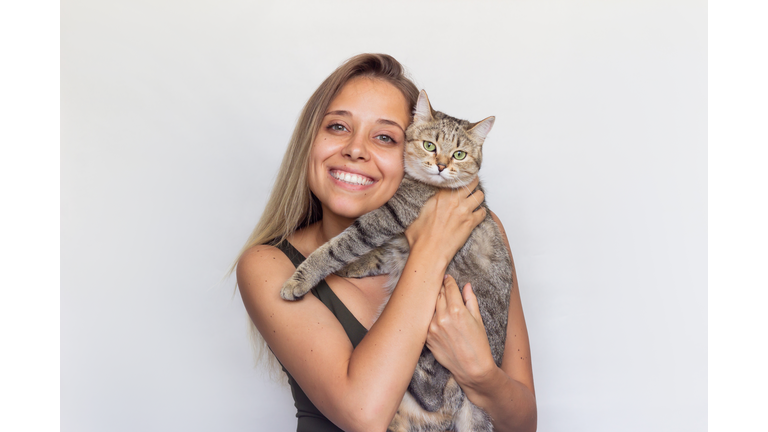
[236,53,536,432]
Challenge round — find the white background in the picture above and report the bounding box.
[57,0,709,431]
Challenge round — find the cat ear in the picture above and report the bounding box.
[467,116,495,142]
[413,90,434,123]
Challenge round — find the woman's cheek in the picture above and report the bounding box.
[377,147,405,180]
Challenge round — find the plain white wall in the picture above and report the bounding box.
[62,0,706,431]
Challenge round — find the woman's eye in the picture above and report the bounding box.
[423,141,436,152]
[376,134,395,143]
[328,123,348,132]
[453,150,467,160]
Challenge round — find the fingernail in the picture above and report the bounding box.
[444,275,449,280]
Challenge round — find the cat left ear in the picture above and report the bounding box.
[413,90,434,123]
[467,116,495,142]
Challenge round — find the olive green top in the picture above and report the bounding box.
[272,240,368,432]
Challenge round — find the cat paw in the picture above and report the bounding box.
[280,277,311,301]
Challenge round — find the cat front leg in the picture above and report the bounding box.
[335,248,388,279]
[337,234,411,282]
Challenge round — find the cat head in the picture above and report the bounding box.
[403,90,495,188]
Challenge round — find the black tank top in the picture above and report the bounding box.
[272,240,368,432]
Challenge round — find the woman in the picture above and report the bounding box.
[236,53,536,432]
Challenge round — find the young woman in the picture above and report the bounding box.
[236,54,536,432]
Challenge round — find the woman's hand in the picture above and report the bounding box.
[404,178,486,265]
[426,275,496,386]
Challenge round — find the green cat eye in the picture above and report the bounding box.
[423,141,436,152]
[453,150,467,160]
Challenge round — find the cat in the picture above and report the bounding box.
[281,90,513,432]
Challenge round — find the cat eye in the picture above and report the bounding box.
[423,141,436,152]
[453,150,467,160]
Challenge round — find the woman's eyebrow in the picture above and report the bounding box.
[324,110,351,117]
[377,119,405,134]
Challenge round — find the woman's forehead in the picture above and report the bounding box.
[328,77,410,129]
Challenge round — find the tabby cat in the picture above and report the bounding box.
[281,90,513,432]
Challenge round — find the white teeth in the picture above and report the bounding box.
[331,170,374,186]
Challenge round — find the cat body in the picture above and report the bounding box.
[281,91,512,432]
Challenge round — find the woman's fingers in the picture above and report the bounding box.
[465,177,484,209]
[432,187,485,225]
[436,278,448,310]
[467,189,485,213]
[442,275,464,314]
[433,276,459,331]
[461,283,484,325]
[430,278,448,339]
[428,276,495,382]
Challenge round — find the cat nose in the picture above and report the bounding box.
[437,164,446,172]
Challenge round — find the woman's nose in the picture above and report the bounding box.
[341,132,370,161]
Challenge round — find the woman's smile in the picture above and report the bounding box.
[329,168,376,188]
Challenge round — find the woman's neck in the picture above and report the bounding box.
[291,206,356,255]
[316,210,355,245]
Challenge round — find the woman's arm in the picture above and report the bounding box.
[238,187,486,432]
[425,211,537,432]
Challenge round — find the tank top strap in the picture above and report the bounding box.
[273,238,306,268]
[271,239,368,347]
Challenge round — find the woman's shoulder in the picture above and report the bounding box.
[237,243,296,298]
[238,242,292,267]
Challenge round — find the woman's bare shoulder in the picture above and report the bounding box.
[236,244,296,299]
[238,243,293,270]
[237,242,296,276]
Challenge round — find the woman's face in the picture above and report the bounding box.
[308,77,411,221]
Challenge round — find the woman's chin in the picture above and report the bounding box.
[323,201,375,221]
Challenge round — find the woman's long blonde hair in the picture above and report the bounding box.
[234,53,419,379]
